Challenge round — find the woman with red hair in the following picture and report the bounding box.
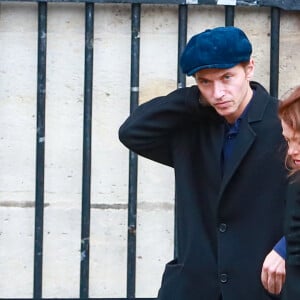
[278,85,300,299]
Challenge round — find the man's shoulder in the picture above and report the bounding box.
[166,85,199,98]
[251,81,279,102]
[248,81,280,123]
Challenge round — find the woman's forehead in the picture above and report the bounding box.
[281,120,300,139]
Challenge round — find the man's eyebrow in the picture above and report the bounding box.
[196,70,233,80]
[195,76,210,81]
[220,70,234,76]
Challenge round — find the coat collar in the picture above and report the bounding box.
[247,81,272,123]
[190,81,271,124]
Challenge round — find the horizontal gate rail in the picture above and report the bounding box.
[0,0,300,10]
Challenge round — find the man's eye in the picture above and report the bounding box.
[223,75,232,80]
[199,80,209,85]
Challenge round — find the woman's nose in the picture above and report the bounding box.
[288,143,299,156]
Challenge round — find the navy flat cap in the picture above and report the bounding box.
[180,26,252,76]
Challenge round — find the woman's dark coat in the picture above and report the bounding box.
[119,82,288,300]
[283,179,300,300]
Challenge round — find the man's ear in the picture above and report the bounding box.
[245,58,255,80]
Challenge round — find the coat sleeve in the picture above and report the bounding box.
[118,86,210,166]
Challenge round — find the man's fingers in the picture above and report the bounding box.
[274,271,285,294]
[261,265,285,295]
[261,268,268,290]
[267,273,276,294]
[261,250,286,295]
[267,270,285,295]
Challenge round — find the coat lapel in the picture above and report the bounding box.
[218,82,270,197]
[219,120,256,195]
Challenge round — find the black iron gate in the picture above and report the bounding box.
[1,0,300,299]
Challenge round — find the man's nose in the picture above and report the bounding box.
[213,82,225,99]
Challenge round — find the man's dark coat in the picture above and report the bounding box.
[119,82,288,300]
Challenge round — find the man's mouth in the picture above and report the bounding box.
[215,101,231,109]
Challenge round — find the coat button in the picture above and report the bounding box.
[220,273,228,283]
[219,223,227,232]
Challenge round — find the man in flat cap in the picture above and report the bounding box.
[119,26,287,300]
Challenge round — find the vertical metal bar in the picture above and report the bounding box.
[127,3,140,298]
[80,2,94,298]
[270,7,280,98]
[225,5,235,26]
[177,4,187,89]
[34,2,47,299]
[175,4,188,260]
